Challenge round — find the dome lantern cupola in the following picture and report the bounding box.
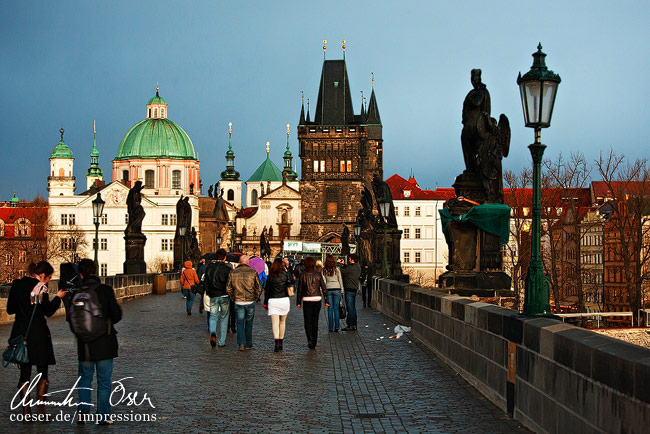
[221,122,240,181]
[86,121,104,190]
[146,84,168,119]
[283,123,298,182]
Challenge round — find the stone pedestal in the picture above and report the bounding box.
[124,233,147,274]
[438,172,511,292]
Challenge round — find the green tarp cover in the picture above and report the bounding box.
[439,203,511,246]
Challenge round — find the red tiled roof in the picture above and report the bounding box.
[386,174,455,201]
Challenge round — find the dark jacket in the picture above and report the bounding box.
[296,270,327,306]
[264,270,292,305]
[203,261,232,297]
[341,263,361,292]
[7,276,61,366]
[226,264,263,302]
[70,276,122,362]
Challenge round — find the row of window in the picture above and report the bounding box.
[581,235,603,246]
[312,160,353,173]
[4,251,28,265]
[161,214,177,226]
[62,213,109,225]
[581,253,603,265]
[394,206,436,218]
[403,251,421,263]
[92,239,109,250]
[0,219,32,237]
[401,226,438,239]
[148,108,165,118]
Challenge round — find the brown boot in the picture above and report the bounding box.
[18,382,31,417]
[36,378,49,416]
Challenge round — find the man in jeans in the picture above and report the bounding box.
[203,249,232,348]
[340,254,361,331]
[226,255,262,351]
[72,259,122,425]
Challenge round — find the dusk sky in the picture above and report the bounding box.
[1,1,648,201]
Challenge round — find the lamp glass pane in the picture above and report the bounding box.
[524,81,541,124]
[379,202,390,219]
[541,81,557,125]
[519,83,529,124]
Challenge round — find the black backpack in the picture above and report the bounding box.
[69,282,109,343]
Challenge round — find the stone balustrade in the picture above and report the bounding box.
[0,272,180,325]
[372,277,650,434]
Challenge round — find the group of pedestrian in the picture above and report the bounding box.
[6,259,122,424]
[182,251,366,352]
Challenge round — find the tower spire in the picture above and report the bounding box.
[299,91,305,125]
[286,123,290,150]
[228,121,232,150]
[156,82,159,96]
[323,39,327,59]
[283,123,298,182]
[266,141,270,157]
[306,98,311,122]
[342,39,346,60]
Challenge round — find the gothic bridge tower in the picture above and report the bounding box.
[298,48,382,242]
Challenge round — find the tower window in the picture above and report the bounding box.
[122,170,129,182]
[148,109,152,118]
[154,108,158,118]
[172,170,181,189]
[251,189,258,206]
[227,189,234,201]
[161,108,165,117]
[320,160,325,172]
[145,170,155,188]
[347,160,352,172]
[326,188,338,216]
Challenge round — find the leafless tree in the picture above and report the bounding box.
[503,167,532,310]
[542,152,592,313]
[595,149,650,325]
[46,219,89,265]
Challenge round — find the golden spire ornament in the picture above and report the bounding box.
[323,39,327,58]
[266,141,270,155]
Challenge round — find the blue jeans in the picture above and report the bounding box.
[209,296,230,346]
[78,359,113,417]
[327,290,341,331]
[235,303,255,347]
[182,288,195,311]
[345,291,357,327]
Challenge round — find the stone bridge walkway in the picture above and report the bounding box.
[0,293,527,433]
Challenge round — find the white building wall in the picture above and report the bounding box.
[395,198,447,285]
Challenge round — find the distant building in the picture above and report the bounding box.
[298,57,382,242]
[0,194,48,283]
[47,88,200,277]
[386,174,454,285]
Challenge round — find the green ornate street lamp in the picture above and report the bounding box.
[517,43,561,316]
[378,196,390,278]
[92,192,105,275]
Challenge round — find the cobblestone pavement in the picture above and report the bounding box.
[0,293,528,433]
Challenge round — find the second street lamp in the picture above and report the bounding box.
[179,226,187,271]
[378,196,391,278]
[92,192,105,275]
[517,43,561,316]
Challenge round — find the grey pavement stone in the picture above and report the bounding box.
[0,292,528,433]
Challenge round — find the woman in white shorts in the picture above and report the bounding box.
[263,258,293,352]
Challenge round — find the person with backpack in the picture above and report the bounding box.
[180,260,200,315]
[203,249,232,348]
[7,261,67,418]
[69,259,122,425]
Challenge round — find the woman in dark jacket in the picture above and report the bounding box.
[264,258,293,352]
[296,257,329,349]
[7,261,67,416]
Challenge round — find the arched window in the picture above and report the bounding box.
[227,189,234,201]
[154,108,158,118]
[161,108,165,117]
[172,170,181,189]
[58,168,65,177]
[15,218,31,237]
[145,170,155,188]
[251,189,258,206]
[148,108,152,118]
[281,210,288,223]
[122,170,129,182]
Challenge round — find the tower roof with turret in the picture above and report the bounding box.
[50,128,74,159]
[314,59,355,126]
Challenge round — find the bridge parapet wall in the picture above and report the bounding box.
[0,273,180,325]
[373,278,650,434]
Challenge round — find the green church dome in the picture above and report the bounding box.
[115,118,196,160]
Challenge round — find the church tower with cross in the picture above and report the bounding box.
[298,40,383,241]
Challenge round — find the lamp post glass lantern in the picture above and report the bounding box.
[378,196,391,278]
[216,234,222,248]
[92,192,105,274]
[179,226,187,269]
[518,43,560,316]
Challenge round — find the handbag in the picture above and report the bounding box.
[3,304,37,368]
[182,270,200,294]
[339,297,347,319]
